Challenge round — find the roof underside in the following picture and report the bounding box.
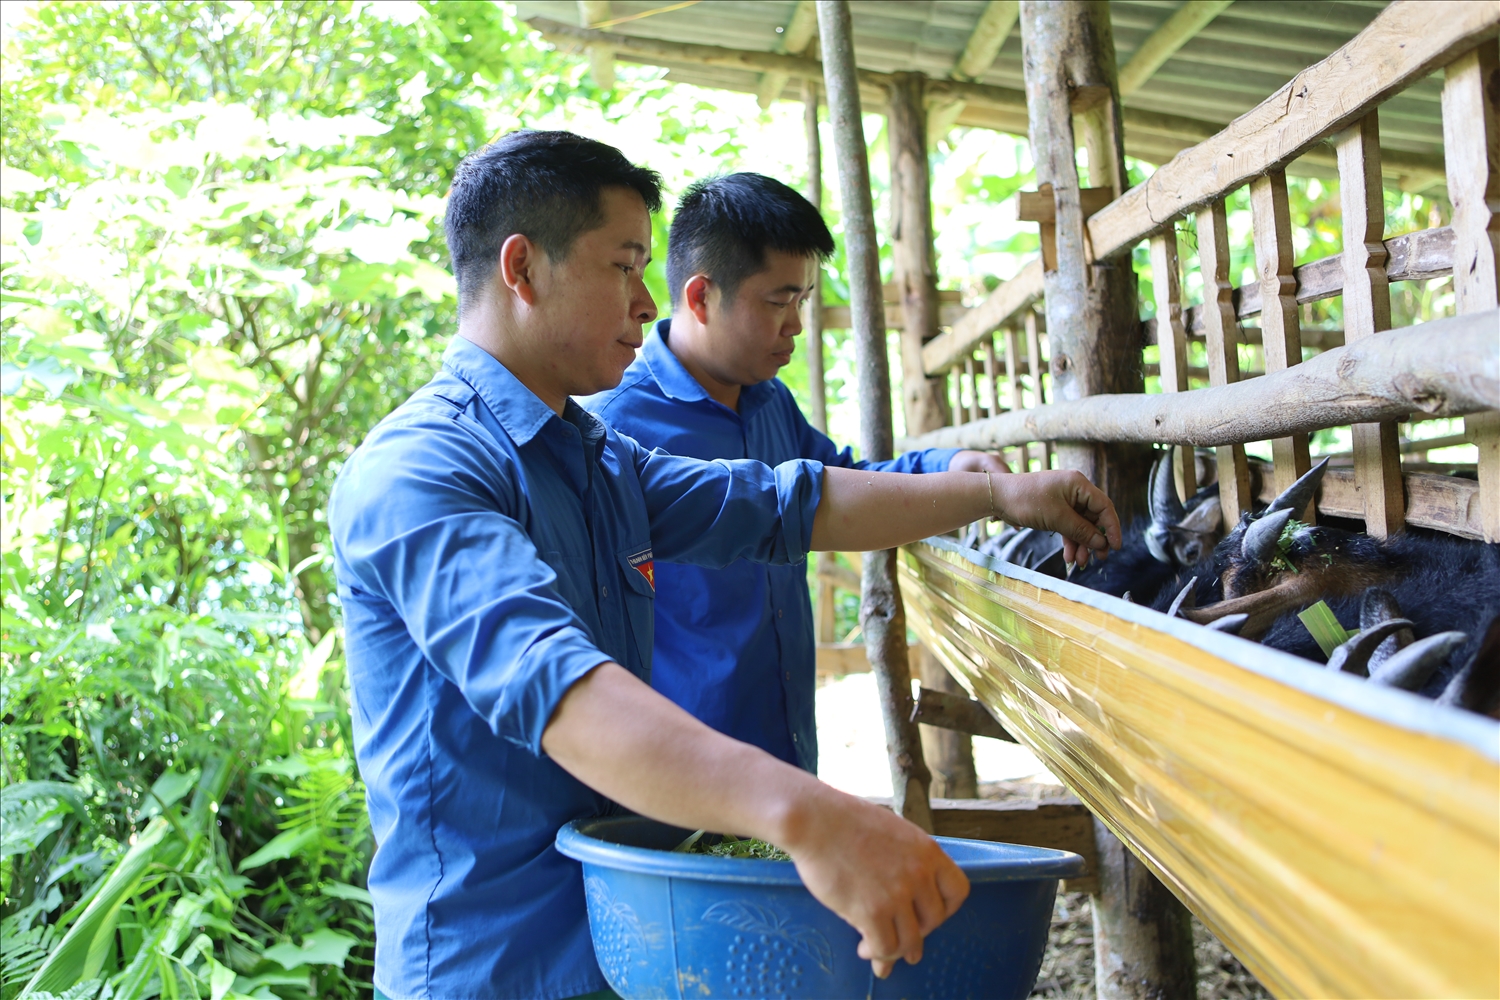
[513,1,1445,172]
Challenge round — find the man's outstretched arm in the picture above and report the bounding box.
[810,466,1122,568]
[541,662,968,979]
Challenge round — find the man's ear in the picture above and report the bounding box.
[497,233,542,306]
[683,273,713,326]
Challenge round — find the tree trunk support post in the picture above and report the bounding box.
[803,78,838,645]
[816,0,934,832]
[1019,3,1194,996]
[1020,0,1150,524]
[888,61,977,798]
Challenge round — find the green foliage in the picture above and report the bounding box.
[0,3,600,998]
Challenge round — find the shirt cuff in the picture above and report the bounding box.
[511,625,615,755]
[774,458,824,563]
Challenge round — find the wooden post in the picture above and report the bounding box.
[1443,41,1500,542]
[1338,111,1405,538]
[1021,4,1193,997]
[982,335,1000,419]
[817,0,934,832]
[1250,170,1314,519]
[1196,199,1252,524]
[1150,228,1196,501]
[1003,327,1031,471]
[1019,0,1151,523]
[1025,308,1052,469]
[804,78,838,645]
[965,356,981,424]
[889,70,952,436]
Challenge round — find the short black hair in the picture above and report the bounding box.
[444,130,663,311]
[666,173,834,307]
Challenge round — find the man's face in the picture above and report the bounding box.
[702,250,816,386]
[528,186,657,397]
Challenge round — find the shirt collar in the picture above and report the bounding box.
[642,318,779,419]
[442,336,605,448]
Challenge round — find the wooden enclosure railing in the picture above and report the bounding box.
[901,3,1500,543]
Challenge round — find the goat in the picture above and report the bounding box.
[967,455,1500,717]
[1162,460,1500,716]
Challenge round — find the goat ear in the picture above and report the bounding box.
[1176,495,1222,535]
[1241,507,1294,566]
[1264,457,1330,519]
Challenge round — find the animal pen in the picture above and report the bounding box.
[524,1,1499,997]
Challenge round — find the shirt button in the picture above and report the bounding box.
[777,608,783,619]
[784,671,791,681]
[601,585,609,598]
[792,734,799,742]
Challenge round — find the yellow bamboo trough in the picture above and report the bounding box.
[900,537,1500,999]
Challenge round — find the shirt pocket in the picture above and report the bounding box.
[617,545,656,678]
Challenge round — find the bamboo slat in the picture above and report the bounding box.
[1196,199,1252,524]
[899,538,1500,1000]
[1150,228,1195,499]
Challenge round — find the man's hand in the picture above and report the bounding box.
[947,450,1011,475]
[782,788,969,978]
[543,663,969,979]
[993,469,1122,569]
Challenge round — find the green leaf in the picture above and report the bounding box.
[138,767,200,819]
[23,818,170,995]
[319,881,372,904]
[261,928,357,970]
[1298,600,1353,659]
[236,824,318,871]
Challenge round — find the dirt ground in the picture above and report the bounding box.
[978,780,1272,1000]
[1027,892,1273,1000]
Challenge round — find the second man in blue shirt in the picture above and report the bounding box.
[583,173,1010,774]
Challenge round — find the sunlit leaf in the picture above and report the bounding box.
[261,928,358,970]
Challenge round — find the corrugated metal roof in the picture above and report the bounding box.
[512,1,1446,172]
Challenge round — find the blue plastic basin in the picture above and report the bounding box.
[556,816,1084,999]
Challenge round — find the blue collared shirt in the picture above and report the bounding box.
[329,337,824,1000]
[580,321,958,772]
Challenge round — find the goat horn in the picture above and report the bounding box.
[1150,452,1186,526]
[1166,576,1199,618]
[1206,613,1249,634]
[1241,508,1294,567]
[1369,632,1469,691]
[1264,457,1331,518]
[1121,591,1134,604]
[1325,618,1415,677]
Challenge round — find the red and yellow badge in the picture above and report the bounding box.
[626,548,655,592]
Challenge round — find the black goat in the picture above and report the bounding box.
[968,455,1500,717]
[1162,460,1500,716]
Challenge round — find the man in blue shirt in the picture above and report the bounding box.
[583,173,1010,774]
[330,130,1121,1000]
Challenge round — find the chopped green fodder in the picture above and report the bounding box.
[1298,599,1354,659]
[1271,518,1308,575]
[672,830,791,860]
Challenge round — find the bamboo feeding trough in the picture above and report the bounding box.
[517,1,1499,995]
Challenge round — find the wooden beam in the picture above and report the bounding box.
[1087,1,1500,261]
[870,795,1101,894]
[756,0,817,108]
[1257,467,1488,542]
[896,309,1500,452]
[1338,111,1406,538]
[1444,41,1500,543]
[1117,0,1233,97]
[802,81,827,436]
[921,260,1044,373]
[817,0,933,834]
[956,0,1019,80]
[929,0,1020,141]
[911,687,1016,742]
